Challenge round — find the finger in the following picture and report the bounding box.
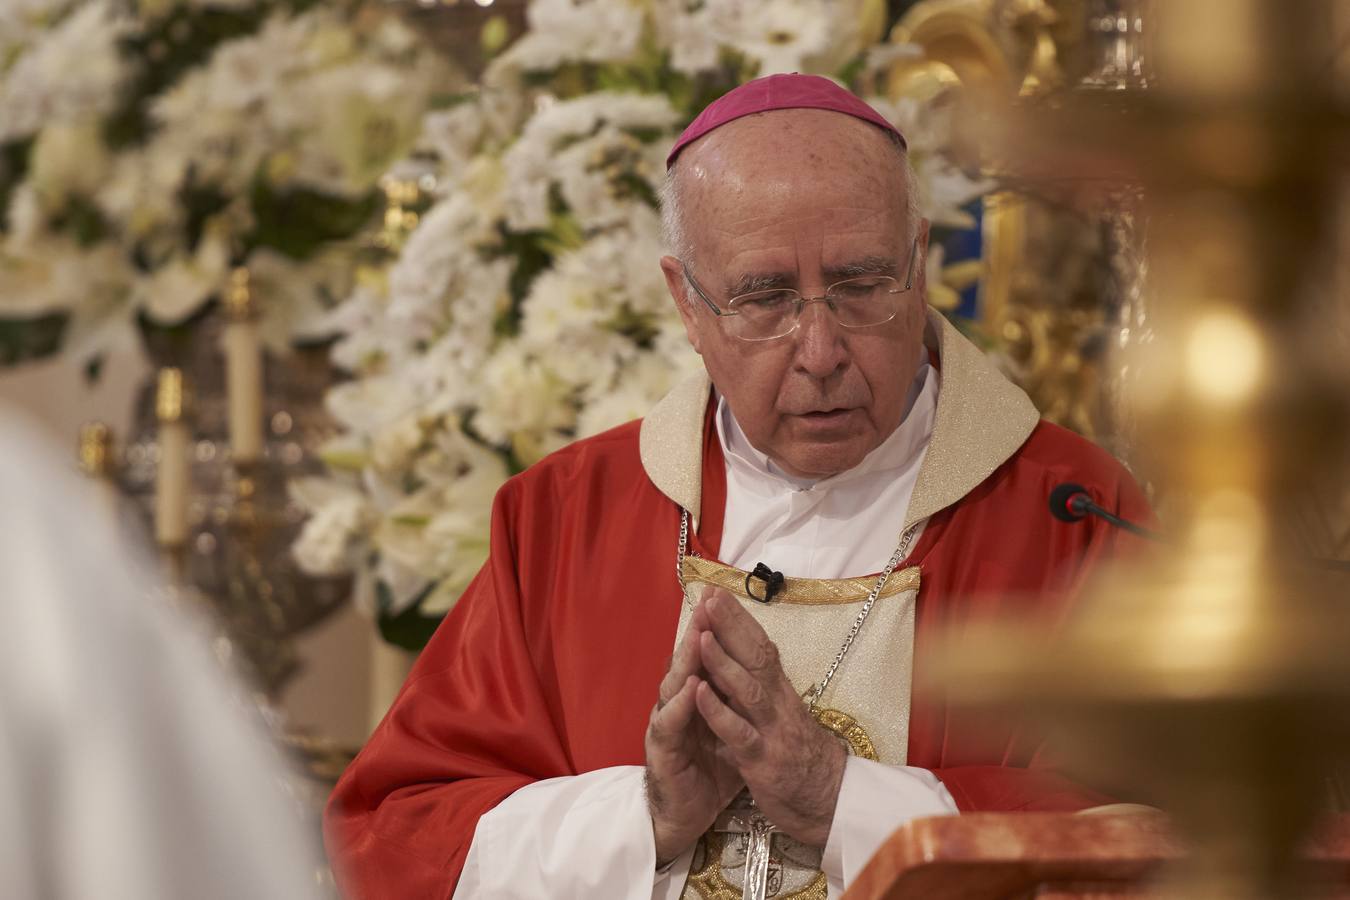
[705,591,783,679]
[690,589,715,631]
[650,675,699,744]
[695,680,763,761]
[699,631,774,725]
[659,606,708,702]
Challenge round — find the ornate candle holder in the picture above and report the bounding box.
[937,2,1350,896]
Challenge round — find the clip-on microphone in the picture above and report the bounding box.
[745,562,786,603]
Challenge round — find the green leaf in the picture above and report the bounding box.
[836,53,868,89]
[49,195,110,247]
[0,138,33,225]
[375,580,444,651]
[244,176,380,260]
[0,313,68,366]
[390,514,431,527]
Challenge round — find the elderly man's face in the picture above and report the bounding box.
[661,109,929,479]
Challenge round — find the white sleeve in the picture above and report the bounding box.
[453,766,695,900]
[820,756,958,897]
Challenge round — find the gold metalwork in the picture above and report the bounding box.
[78,422,115,478]
[935,2,1350,897]
[680,557,920,606]
[811,706,880,762]
[223,266,257,321]
[155,367,185,423]
[883,0,1135,441]
[372,173,429,251]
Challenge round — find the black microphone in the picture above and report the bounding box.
[745,562,786,603]
[1049,484,1350,570]
[1048,482,1162,541]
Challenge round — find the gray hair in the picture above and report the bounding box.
[659,130,922,267]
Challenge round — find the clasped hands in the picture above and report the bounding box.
[644,585,847,868]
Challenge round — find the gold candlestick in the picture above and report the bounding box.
[934,2,1350,897]
[77,421,122,529]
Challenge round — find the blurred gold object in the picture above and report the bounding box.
[78,422,115,478]
[373,172,429,252]
[936,1,1350,897]
[155,367,185,424]
[885,0,1128,441]
[224,266,258,321]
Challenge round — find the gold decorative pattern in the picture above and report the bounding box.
[681,556,920,606]
[155,367,186,423]
[812,707,880,761]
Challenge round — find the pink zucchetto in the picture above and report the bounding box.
[665,73,907,169]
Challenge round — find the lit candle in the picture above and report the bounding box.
[154,368,189,548]
[224,267,264,466]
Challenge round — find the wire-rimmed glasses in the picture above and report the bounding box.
[680,237,920,342]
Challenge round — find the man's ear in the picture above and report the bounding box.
[660,255,703,355]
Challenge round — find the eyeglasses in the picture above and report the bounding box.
[680,237,920,342]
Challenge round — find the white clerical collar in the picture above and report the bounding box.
[715,361,938,497]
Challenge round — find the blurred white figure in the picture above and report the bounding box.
[0,408,324,900]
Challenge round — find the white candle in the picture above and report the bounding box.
[225,317,263,465]
[224,267,264,466]
[155,373,189,548]
[155,421,188,545]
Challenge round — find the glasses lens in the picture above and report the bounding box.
[826,276,901,327]
[727,289,799,340]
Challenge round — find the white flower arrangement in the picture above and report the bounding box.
[0,1,452,361]
[301,0,995,640]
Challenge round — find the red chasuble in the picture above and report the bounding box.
[325,325,1151,899]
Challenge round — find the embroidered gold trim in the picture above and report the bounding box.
[681,557,920,606]
[812,707,879,761]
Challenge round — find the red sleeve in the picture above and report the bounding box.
[323,481,571,899]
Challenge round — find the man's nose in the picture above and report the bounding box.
[792,300,849,379]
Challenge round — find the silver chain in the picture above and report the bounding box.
[675,509,919,710]
[676,507,690,587]
[808,522,918,709]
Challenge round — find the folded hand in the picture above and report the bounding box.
[693,588,847,847]
[644,588,744,867]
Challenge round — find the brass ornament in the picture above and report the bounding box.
[931,2,1350,896]
[811,706,880,763]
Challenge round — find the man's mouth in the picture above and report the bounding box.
[797,408,857,424]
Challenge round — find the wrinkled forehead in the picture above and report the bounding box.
[710,207,895,241]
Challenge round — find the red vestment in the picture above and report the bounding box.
[324,391,1150,898]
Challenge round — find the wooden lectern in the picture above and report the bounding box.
[842,814,1350,899]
